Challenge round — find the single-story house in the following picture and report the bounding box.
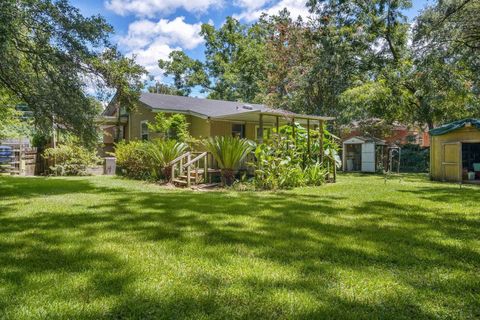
[430,118,480,183]
[99,92,334,152]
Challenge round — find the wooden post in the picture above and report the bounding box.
[204,153,208,183]
[307,119,311,160]
[187,153,191,188]
[276,116,279,135]
[319,120,324,163]
[259,113,264,144]
[292,118,296,144]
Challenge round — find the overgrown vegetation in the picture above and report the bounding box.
[251,133,329,190]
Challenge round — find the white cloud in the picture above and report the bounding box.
[105,0,222,17]
[130,40,179,80]
[234,0,311,22]
[118,17,205,79]
[119,17,204,50]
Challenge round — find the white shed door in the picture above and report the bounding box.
[361,143,376,172]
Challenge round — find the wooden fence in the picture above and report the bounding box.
[0,143,42,176]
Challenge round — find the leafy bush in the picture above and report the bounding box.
[147,112,191,142]
[203,136,255,186]
[114,140,151,179]
[44,142,100,176]
[400,144,429,172]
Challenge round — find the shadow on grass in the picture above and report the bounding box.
[0,176,479,319]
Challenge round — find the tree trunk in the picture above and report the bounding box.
[221,168,236,186]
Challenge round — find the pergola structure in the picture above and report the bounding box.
[212,109,335,163]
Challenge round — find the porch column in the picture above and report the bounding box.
[307,119,311,159]
[259,113,264,144]
[292,117,296,143]
[319,120,324,163]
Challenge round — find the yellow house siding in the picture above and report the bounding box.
[245,123,256,140]
[430,126,480,181]
[210,121,232,137]
[189,116,210,139]
[128,104,158,140]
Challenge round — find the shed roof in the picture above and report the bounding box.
[429,118,480,136]
[343,136,387,145]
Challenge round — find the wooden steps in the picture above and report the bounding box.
[170,152,221,188]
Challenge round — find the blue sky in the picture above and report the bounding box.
[71,0,433,89]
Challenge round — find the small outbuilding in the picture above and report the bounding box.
[430,118,480,183]
[342,136,387,172]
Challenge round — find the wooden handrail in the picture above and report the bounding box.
[169,151,191,166]
[183,152,207,168]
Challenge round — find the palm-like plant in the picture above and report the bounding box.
[203,136,255,186]
[143,139,188,180]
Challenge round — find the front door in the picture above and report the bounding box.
[442,142,461,181]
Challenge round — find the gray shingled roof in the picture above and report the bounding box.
[139,93,333,121]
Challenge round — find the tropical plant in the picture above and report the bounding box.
[252,138,305,190]
[203,136,255,186]
[304,163,327,186]
[142,139,188,180]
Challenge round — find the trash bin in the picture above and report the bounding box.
[0,146,12,164]
[104,157,116,175]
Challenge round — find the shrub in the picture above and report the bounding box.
[44,142,100,176]
[114,140,151,179]
[142,139,188,180]
[203,136,255,186]
[147,112,191,142]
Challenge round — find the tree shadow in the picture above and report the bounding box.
[0,176,479,319]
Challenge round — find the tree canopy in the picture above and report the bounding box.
[157,0,479,130]
[0,0,145,144]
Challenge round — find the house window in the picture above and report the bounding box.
[141,121,149,140]
[232,123,245,138]
[255,125,272,141]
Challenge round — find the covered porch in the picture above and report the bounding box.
[211,109,335,162]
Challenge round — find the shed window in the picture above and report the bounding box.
[141,121,149,141]
[232,124,245,138]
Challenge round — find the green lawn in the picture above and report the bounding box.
[0,174,479,319]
